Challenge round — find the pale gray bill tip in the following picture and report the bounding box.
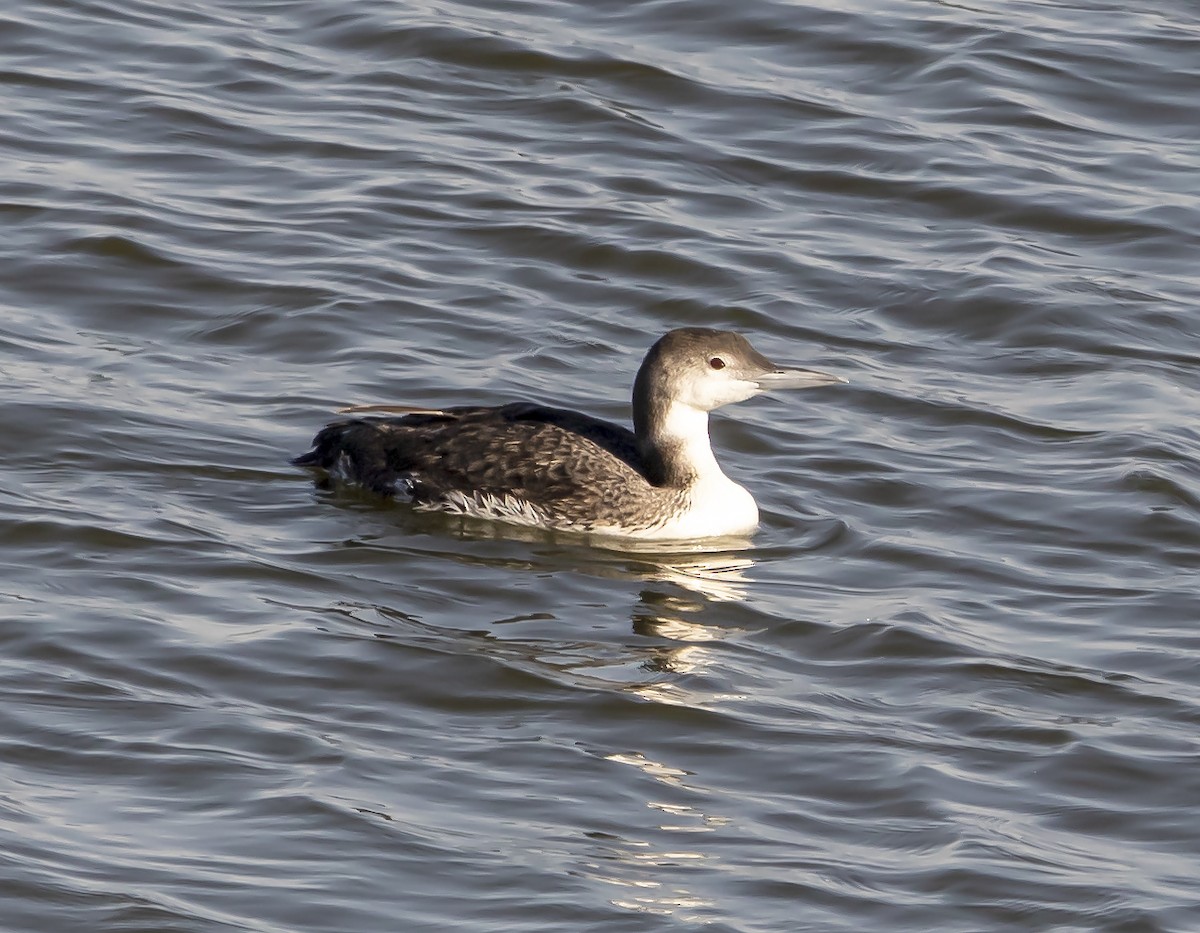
[754,368,847,390]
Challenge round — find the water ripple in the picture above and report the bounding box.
[3,0,1200,930]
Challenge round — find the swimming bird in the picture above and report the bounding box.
[293,328,844,540]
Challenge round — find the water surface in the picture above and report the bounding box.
[2,1,1199,930]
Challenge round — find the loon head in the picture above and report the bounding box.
[633,328,844,431]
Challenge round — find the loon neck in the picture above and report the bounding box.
[635,399,724,489]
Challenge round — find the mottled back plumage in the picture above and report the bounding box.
[292,402,684,532]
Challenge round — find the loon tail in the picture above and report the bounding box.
[290,422,345,468]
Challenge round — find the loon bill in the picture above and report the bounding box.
[292,327,845,540]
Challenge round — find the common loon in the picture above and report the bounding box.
[293,328,844,540]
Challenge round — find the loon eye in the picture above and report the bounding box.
[709,357,726,370]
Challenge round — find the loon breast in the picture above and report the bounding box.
[599,475,760,540]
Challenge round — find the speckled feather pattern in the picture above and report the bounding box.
[294,402,689,534]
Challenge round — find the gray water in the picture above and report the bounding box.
[3,1,1199,930]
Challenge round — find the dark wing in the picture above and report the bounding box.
[292,403,650,508]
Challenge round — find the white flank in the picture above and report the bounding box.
[433,490,552,527]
